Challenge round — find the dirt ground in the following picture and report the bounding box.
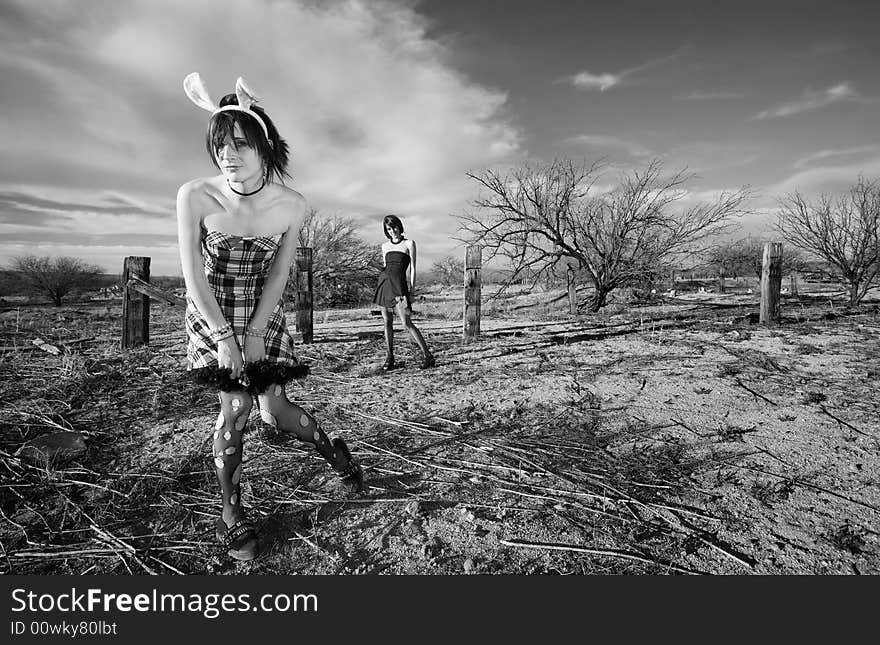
[1,286,878,575]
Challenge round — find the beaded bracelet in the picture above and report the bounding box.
[245,325,267,339]
[208,323,233,342]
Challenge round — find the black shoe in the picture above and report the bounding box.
[215,517,259,561]
[331,438,368,494]
[381,358,396,371]
[419,354,436,369]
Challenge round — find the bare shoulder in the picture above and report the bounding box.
[176,177,219,218]
[273,185,307,229]
[276,185,306,211]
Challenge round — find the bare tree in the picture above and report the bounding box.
[430,255,464,287]
[11,255,104,306]
[776,177,880,307]
[458,158,752,311]
[292,209,382,307]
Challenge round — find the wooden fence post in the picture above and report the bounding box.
[760,242,783,325]
[463,245,482,343]
[718,266,726,294]
[121,256,150,348]
[567,266,578,314]
[789,270,799,297]
[294,247,313,344]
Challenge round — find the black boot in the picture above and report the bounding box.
[323,438,367,494]
[381,356,396,371]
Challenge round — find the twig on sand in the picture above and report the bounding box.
[430,416,468,428]
[671,520,756,570]
[499,538,703,575]
[291,530,342,563]
[345,410,452,437]
[91,524,157,575]
[358,441,427,468]
[735,464,880,513]
[148,555,186,575]
[734,378,777,406]
[819,405,872,438]
[57,479,130,498]
[670,417,710,438]
[11,548,119,559]
[359,441,480,478]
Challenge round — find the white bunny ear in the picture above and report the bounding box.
[235,76,260,110]
[183,72,217,112]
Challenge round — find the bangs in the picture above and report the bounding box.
[383,215,404,238]
[207,111,269,160]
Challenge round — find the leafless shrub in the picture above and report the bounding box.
[829,523,866,554]
[10,256,104,306]
[293,208,382,307]
[751,478,795,506]
[802,390,827,404]
[776,177,880,307]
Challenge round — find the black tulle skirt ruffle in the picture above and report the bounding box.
[187,359,310,394]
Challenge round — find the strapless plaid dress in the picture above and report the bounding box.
[184,228,307,392]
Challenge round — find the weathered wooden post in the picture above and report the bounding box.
[463,245,482,343]
[760,241,783,324]
[567,266,578,315]
[718,266,726,294]
[121,256,150,348]
[789,270,799,297]
[294,247,313,344]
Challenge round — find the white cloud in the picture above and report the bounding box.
[567,134,652,158]
[570,71,621,92]
[754,82,858,119]
[792,146,880,169]
[679,90,744,100]
[768,153,880,198]
[566,49,682,92]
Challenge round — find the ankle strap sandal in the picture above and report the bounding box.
[330,438,367,493]
[215,518,259,562]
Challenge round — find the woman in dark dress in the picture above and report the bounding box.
[373,215,435,370]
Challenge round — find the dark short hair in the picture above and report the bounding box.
[382,214,404,240]
[206,93,291,183]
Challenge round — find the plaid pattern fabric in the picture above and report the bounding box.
[185,229,300,373]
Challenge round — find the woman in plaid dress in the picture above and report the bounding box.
[177,73,365,562]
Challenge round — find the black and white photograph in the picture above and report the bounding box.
[1,0,879,586]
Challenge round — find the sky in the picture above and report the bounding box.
[1,0,879,275]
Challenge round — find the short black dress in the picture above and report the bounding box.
[373,249,412,310]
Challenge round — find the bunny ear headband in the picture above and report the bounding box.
[183,72,270,140]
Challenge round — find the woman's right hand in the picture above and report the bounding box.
[216,336,243,380]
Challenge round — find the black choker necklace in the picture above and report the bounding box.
[227,178,266,197]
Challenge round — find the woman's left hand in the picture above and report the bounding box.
[243,335,267,364]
